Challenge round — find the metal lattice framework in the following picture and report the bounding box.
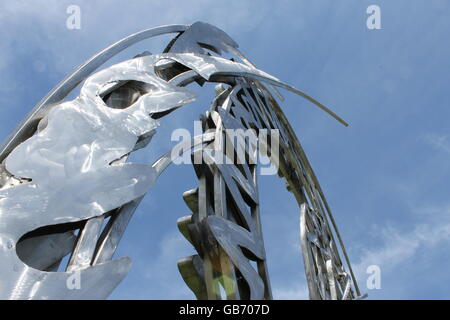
[0,22,362,300]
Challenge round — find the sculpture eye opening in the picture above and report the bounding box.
[154,60,192,82]
[101,80,154,110]
[16,221,82,272]
[16,211,118,272]
[197,42,220,55]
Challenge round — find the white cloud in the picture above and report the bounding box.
[352,203,450,297]
[422,133,450,154]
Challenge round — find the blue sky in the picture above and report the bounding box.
[1,0,450,299]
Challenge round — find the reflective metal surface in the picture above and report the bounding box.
[0,22,361,300]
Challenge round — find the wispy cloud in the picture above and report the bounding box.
[352,203,450,298]
[422,133,450,154]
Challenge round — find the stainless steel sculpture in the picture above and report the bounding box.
[0,22,363,300]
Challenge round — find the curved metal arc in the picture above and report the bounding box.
[0,24,189,163]
[224,45,347,127]
[225,46,349,127]
[163,53,349,127]
[228,71,349,127]
[223,44,285,102]
[261,87,360,296]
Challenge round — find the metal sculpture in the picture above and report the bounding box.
[0,22,362,300]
